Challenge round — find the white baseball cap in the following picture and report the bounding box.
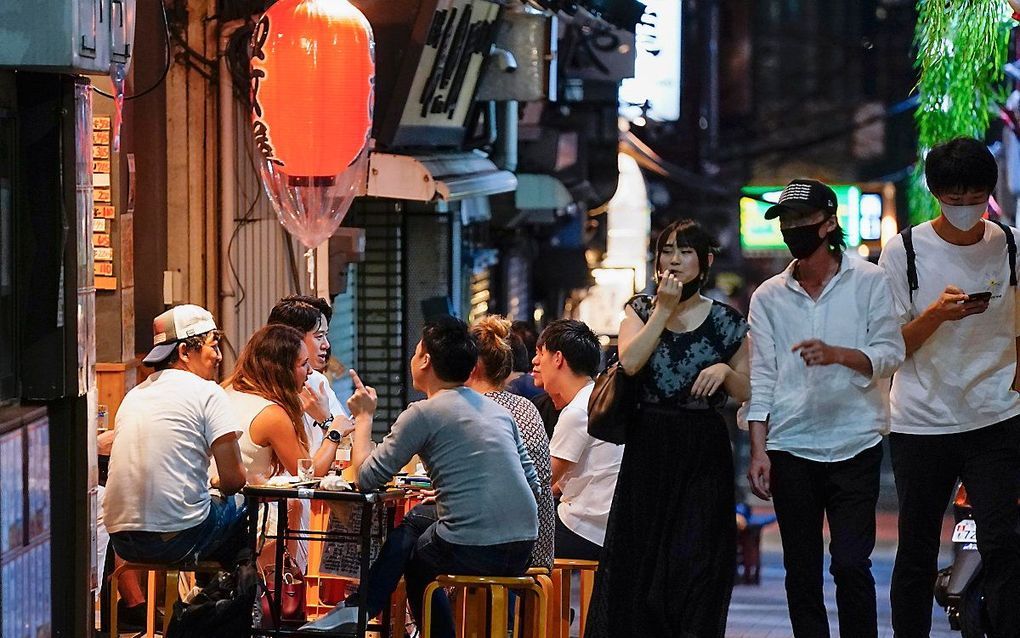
[142,304,219,365]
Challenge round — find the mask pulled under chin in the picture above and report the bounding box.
[679,278,701,301]
[781,221,827,259]
[939,201,987,231]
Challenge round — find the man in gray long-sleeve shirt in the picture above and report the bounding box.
[302,316,539,638]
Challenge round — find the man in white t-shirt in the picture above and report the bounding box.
[878,137,1020,637]
[532,319,623,560]
[105,305,248,567]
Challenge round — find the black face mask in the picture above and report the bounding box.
[781,221,827,259]
[679,275,702,301]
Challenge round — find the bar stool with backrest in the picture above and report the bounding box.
[109,559,223,637]
[423,574,547,638]
[548,559,598,638]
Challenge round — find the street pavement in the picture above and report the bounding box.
[727,510,960,637]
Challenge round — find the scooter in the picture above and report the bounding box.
[933,484,988,637]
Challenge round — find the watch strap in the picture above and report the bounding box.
[315,414,335,430]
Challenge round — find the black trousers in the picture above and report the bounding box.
[889,417,1020,638]
[554,509,602,561]
[769,442,883,638]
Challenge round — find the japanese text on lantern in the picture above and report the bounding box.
[250,15,283,167]
[92,116,116,286]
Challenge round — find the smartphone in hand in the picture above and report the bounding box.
[966,291,992,303]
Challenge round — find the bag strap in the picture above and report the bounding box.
[990,219,1018,287]
[900,225,917,304]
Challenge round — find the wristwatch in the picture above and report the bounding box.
[325,428,344,444]
[315,415,335,430]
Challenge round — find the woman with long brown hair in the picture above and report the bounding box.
[222,324,354,571]
[224,324,352,481]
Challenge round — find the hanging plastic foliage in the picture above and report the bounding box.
[251,0,375,249]
[910,0,1012,223]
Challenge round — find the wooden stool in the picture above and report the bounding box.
[512,568,553,638]
[109,560,221,637]
[549,559,598,638]
[423,574,547,638]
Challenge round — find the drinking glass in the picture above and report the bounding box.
[297,458,314,482]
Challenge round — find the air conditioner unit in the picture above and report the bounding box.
[0,0,135,74]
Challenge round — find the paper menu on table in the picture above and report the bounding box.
[317,502,385,580]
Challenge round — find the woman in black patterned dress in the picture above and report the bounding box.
[586,219,750,637]
[467,316,555,570]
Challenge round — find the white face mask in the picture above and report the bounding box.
[939,200,987,231]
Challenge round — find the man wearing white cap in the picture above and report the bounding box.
[105,304,249,567]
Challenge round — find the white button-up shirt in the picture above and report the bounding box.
[747,253,905,462]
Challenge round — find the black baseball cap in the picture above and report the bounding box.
[764,178,838,220]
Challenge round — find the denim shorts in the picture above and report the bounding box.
[111,494,248,567]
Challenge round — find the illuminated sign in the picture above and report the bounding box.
[740,185,872,252]
[619,0,681,122]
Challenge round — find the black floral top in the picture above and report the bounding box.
[627,295,748,410]
[484,391,555,570]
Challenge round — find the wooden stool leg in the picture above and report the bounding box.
[145,569,158,638]
[528,583,548,638]
[534,576,552,638]
[489,586,508,638]
[465,585,488,638]
[163,570,181,636]
[422,581,443,638]
[110,568,121,638]
[511,593,523,638]
[560,570,573,638]
[578,570,595,638]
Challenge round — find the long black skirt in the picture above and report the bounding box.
[585,405,736,638]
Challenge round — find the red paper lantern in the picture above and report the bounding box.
[251,0,374,177]
[250,0,374,250]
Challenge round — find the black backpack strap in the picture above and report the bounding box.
[990,219,1018,287]
[900,226,918,303]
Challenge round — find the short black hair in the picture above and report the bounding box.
[510,333,531,373]
[511,320,539,363]
[536,319,600,377]
[925,137,998,196]
[421,316,478,383]
[267,295,332,333]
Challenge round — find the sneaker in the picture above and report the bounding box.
[298,602,360,635]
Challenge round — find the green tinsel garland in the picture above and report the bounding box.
[910,0,1012,223]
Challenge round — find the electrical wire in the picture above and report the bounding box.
[93,0,172,101]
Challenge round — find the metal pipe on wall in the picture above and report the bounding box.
[218,18,247,370]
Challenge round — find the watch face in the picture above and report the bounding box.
[327,429,342,443]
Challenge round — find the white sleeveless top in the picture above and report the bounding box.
[225,388,277,479]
